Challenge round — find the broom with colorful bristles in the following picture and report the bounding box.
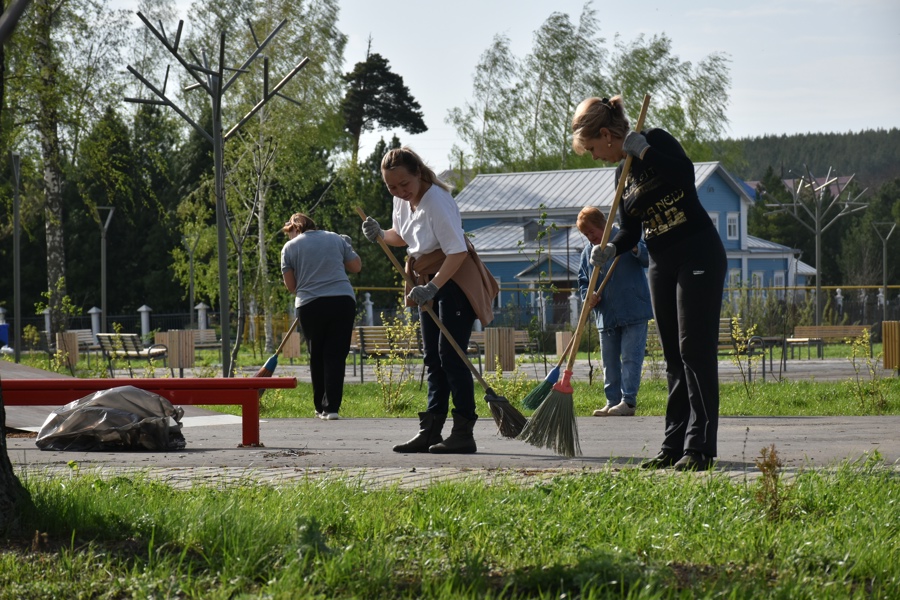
[518,93,651,458]
[355,207,527,438]
[255,315,301,399]
[521,256,621,410]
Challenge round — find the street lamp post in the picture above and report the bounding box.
[184,234,200,329]
[873,222,897,324]
[11,153,21,362]
[97,207,115,333]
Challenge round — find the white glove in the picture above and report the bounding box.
[590,243,616,266]
[623,131,650,159]
[362,216,383,243]
[407,281,439,305]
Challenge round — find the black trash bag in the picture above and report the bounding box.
[36,385,186,452]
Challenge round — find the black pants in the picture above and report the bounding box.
[420,280,477,420]
[297,296,356,414]
[648,227,727,457]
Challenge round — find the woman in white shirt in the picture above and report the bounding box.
[362,147,498,455]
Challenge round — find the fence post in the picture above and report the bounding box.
[89,306,101,338]
[363,292,374,326]
[195,302,209,330]
[138,305,152,343]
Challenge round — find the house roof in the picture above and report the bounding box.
[469,221,585,257]
[456,162,752,217]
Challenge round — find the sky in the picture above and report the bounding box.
[119,0,900,172]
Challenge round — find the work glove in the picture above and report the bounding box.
[362,216,384,243]
[407,281,439,305]
[339,234,352,245]
[590,243,616,267]
[622,131,650,159]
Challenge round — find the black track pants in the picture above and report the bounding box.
[648,227,727,457]
[297,296,356,414]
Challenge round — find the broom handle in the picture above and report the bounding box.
[565,93,651,373]
[275,316,301,355]
[555,255,621,368]
[354,207,495,393]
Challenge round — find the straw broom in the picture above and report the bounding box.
[518,93,651,458]
[355,207,527,438]
[254,316,301,399]
[521,256,621,410]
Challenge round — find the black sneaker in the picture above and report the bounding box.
[674,452,714,471]
[640,451,679,469]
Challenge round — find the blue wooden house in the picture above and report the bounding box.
[453,162,814,325]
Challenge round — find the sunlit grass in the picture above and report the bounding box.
[4,453,898,599]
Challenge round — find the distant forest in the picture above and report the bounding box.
[715,128,900,189]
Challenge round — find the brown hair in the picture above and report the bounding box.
[571,95,630,155]
[381,147,452,192]
[576,206,608,233]
[282,212,317,234]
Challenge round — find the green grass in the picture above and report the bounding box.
[248,377,900,419]
[4,453,898,599]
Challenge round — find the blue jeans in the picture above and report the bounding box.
[600,321,648,407]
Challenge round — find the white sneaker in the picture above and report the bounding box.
[607,403,636,416]
[592,405,612,416]
[324,413,341,420]
[315,411,327,420]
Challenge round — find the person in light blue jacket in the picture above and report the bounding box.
[577,206,653,416]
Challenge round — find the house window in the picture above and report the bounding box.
[728,269,742,308]
[726,212,739,240]
[773,271,785,300]
[708,212,719,233]
[752,271,764,300]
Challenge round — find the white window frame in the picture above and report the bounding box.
[708,212,719,233]
[726,212,739,240]
[773,271,786,300]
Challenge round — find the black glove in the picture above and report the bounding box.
[362,216,383,243]
[408,281,439,305]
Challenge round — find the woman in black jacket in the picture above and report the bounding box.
[572,95,727,471]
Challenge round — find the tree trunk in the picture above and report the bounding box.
[0,379,34,533]
[34,0,67,334]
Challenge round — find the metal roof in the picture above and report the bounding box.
[469,221,585,256]
[456,162,749,216]
[746,235,792,252]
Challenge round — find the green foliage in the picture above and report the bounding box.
[481,358,533,406]
[341,51,427,162]
[450,6,731,171]
[371,312,419,414]
[844,330,889,414]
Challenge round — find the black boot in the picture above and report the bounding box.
[393,412,446,453]
[428,412,477,454]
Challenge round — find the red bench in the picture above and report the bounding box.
[1,377,297,447]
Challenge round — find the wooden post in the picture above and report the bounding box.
[485,327,515,372]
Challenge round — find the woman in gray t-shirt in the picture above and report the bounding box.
[281,213,361,420]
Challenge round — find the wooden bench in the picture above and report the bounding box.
[786,325,871,359]
[193,328,219,349]
[718,317,737,353]
[349,325,423,383]
[1,377,297,447]
[96,333,169,378]
[467,330,536,355]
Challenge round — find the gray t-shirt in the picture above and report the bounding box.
[280,230,358,306]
